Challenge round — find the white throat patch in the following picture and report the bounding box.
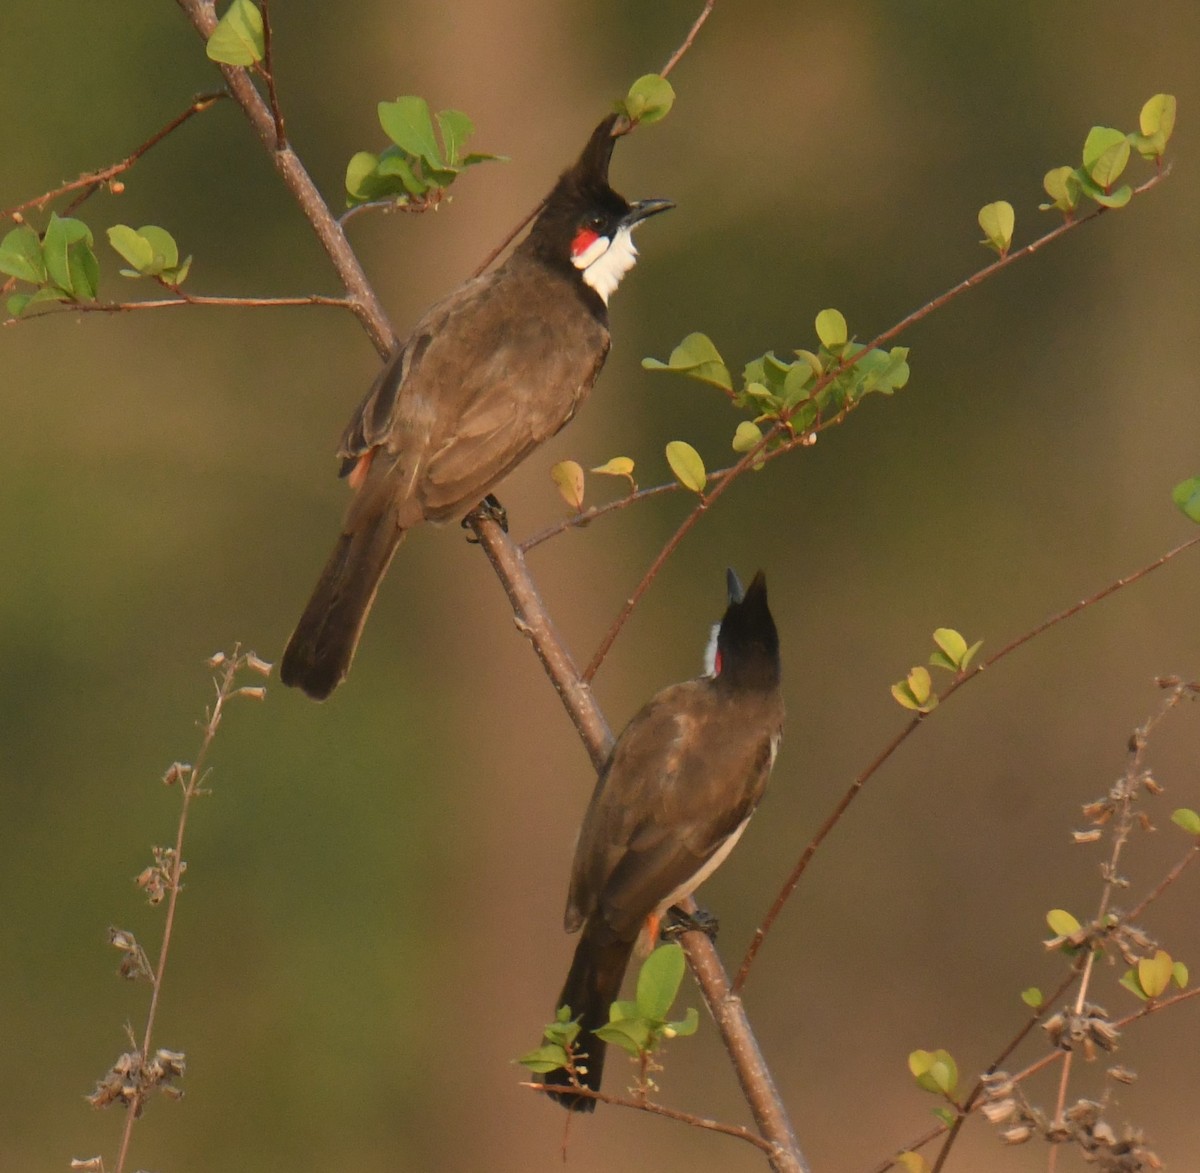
[572,224,639,304]
[702,622,721,677]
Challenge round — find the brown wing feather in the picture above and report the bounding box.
[337,254,609,530]
[565,680,783,941]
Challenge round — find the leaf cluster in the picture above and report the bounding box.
[1,216,189,317]
[519,944,697,1080]
[644,312,910,471]
[345,98,501,208]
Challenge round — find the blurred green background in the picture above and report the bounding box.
[4,3,1200,1170]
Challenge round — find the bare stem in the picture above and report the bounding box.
[523,1079,777,1154]
[1,92,227,222]
[113,651,263,1173]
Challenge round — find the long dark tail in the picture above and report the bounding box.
[280,511,405,700]
[542,925,634,1112]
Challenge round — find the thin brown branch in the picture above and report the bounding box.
[173,0,396,356]
[258,0,287,149]
[2,91,227,222]
[5,292,354,324]
[464,510,808,1173]
[660,0,716,78]
[523,1080,777,1155]
[1123,842,1200,923]
[734,532,1200,993]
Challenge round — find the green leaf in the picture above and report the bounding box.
[436,109,474,165]
[1082,126,1130,189]
[732,421,764,453]
[346,151,383,201]
[107,224,155,272]
[1039,166,1082,214]
[378,97,444,169]
[1133,93,1177,159]
[0,225,47,283]
[518,1043,569,1074]
[623,74,675,124]
[5,292,32,317]
[138,225,179,273]
[1046,908,1082,937]
[1119,968,1147,1001]
[891,666,936,713]
[1171,807,1200,835]
[1171,477,1200,524]
[206,0,265,66]
[665,1006,699,1037]
[932,628,966,667]
[636,943,686,1021]
[377,149,431,195]
[68,237,99,301]
[642,331,732,390]
[895,1154,931,1173]
[1138,950,1173,999]
[1140,93,1177,142]
[665,440,706,494]
[1021,987,1043,1009]
[907,1048,958,1098]
[42,214,92,296]
[978,200,1015,255]
[595,1017,652,1056]
[815,308,847,350]
[1172,960,1189,988]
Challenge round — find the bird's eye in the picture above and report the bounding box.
[587,214,605,231]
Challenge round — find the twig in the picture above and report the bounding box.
[5,292,354,325]
[1,92,227,222]
[733,532,1200,993]
[523,1079,777,1155]
[258,0,287,149]
[113,650,267,1173]
[660,0,716,78]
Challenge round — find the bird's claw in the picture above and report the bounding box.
[462,493,509,543]
[661,904,719,942]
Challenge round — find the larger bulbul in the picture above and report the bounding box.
[280,115,672,700]
[543,570,784,1111]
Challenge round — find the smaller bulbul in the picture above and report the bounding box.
[280,114,671,700]
[543,570,784,1111]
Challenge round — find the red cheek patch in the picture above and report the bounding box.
[571,227,600,257]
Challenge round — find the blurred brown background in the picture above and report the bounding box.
[3,2,1199,1170]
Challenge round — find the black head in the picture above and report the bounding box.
[711,570,781,693]
[523,114,673,304]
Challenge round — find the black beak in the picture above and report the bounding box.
[622,198,674,229]
[726,568,745,606]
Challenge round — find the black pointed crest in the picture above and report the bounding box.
[716,570,780,691]
[571,113,621,186]
[542,113,624,210]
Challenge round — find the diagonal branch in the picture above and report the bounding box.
[173,0,396,356]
